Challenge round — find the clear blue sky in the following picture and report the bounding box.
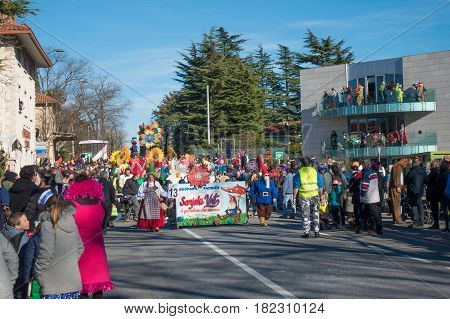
[27,0,450,139]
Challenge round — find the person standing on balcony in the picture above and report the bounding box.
[388,158,411,224]
[417,82,425,102]
[330,88,338,108]
[356,84,364,106]
[378,81,386,103]
[400,124,408,145]
[330,131,338,150]
[395,84,404,103]
[346,87,352,106]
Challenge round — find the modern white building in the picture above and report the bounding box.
[0,19,51,172]
[300,50,450,162]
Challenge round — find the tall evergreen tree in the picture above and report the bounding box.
[159,27,265,152]
[299,29,354,67]
[250,45,282,117]
[0,0,37,20]
[276,45,301,121]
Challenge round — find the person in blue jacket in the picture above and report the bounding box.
[250,172,278,227]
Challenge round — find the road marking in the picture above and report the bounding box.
[367,245,392,253]
[320,232,330,236]
[184,229,296,299]
[406,257,432,264]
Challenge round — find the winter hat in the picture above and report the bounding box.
[38,189,54,206]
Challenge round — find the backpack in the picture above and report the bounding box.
[445,174,450,199]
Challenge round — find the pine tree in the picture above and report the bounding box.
[0,0,38,20]
[250,45,282,116]
[158,27,265,151]
[299,29,354,67]
[276,45,301,121]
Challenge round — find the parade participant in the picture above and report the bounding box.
[118,168,133,192]
[329,179,343,228]
[360,159,383,235]
[281,168,296,219]
[0,232,18,299]
[64,174,114,298]
[438,160,450,232]
[293,157,323,238]
[122,173,140,220]
[137,172,168,232]
[34,198,84,299]
[98,171,116,233]
[425,159,441,229]
[388,158,411,224]
[405,157,427,227]
[250,157,278,227]
[318,164,332,195]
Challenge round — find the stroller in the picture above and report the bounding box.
[401,193,434,225]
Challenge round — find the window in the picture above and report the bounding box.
[348,79,357,90]
[358,118,367,132]
[367,118,377,132]
[350,119,358,133]
[379,117,387,134]
[385,74,394,86]
[395,74,403,86]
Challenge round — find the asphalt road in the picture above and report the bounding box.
[104,214,450,299]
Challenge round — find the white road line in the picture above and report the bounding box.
[320,232,331,236]
[367,245,392,253]
[406,257,433,264]
[184,229,296,299]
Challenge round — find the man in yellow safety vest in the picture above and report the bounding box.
[293,157,324,238]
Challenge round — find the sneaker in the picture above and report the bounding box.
[314,232,320,238]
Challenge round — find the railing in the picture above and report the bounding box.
[320,89,436,118]
[321,132,437,158]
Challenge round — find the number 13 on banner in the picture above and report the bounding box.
[168,185,178,198]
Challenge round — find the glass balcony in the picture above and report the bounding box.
[319,89,436,118]
[321,132,437,158]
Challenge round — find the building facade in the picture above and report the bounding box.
[300,50,450,162]
[0,21,51,172]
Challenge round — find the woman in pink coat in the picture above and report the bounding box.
[64,174,114,298]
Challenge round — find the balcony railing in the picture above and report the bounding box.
[319,89,436,118]
[321,132,437,158]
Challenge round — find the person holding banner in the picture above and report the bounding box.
[250,160,278,227]
[137,173,168,232]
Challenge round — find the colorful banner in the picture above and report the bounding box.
[174,182,248,227]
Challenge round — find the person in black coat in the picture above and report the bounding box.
[405,158,427,227]
[9,166,40,213]
[438,160,450,231]
[425,159,442,229]
[98,171,116,233]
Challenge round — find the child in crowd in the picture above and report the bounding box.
[329,180,343,229]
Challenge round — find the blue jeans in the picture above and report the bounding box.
[282,194,296,218]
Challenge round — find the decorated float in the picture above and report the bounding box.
[108,120,249,228]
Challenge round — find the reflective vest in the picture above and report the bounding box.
[299,167,319,198]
